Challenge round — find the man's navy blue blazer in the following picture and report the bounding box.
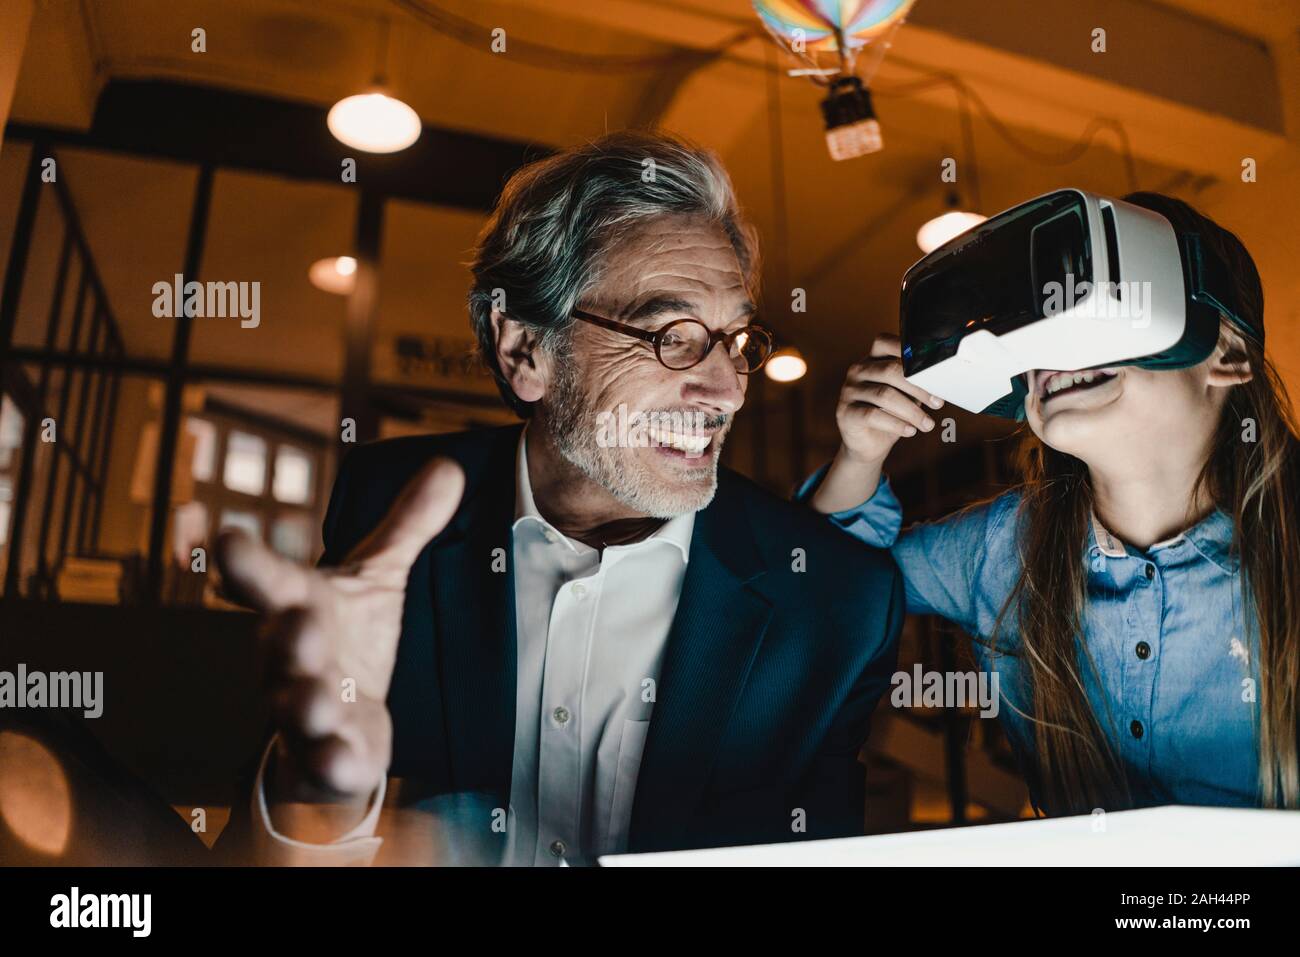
[321,424,903,855]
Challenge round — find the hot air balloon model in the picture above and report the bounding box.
[752,0,917,160]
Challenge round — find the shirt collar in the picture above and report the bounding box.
[1089,511,1128,559]
[1180,508,1238,573]
[513,426,692,563]
[1089,507,1238,573]
[513,428,544,525]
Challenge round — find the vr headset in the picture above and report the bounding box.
[899,188,1256,420]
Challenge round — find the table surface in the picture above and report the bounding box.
[599,806,1300,867]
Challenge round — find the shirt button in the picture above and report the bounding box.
[1130,719,1144,739]
[1135,641,1151,660]
[542,528,558,544]
[571,583,587,600]
[552,706,570,725]
[1144,563,1155,580]
[549,840,566,858]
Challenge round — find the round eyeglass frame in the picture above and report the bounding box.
[570,308,775,374]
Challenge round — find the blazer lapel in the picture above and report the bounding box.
[429,427,520,796]
[628,474,773,852]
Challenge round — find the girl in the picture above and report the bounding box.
[806,193,1299,815]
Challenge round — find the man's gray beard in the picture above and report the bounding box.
[542,360,723,519]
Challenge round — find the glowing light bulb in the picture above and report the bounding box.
[327,91,421,153]
[765,347,807,383]
[308,256,359,295]
[916,210,987,254]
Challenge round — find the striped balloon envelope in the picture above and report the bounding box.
[752,0,917,54]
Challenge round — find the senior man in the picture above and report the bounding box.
[216,130,902,865]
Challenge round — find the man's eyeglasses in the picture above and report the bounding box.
[570,308,775,374]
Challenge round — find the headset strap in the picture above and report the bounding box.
[980,375,1029,421]
[1180,232,1260,345]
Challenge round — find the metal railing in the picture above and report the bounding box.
[0,144,127,598]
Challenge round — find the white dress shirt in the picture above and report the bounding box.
[507,431,692,864]
[252,428,692,866]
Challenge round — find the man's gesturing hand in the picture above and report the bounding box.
[216,457,465,802]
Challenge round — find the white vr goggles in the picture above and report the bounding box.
[899,189,1254,419]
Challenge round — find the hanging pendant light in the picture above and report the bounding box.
[765,347,808,383]
[917,192,986,253]
[328,90,421,153]
[308,256,358,295]
[328,18,421,154]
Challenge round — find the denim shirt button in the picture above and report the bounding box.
[1144,563,1155,581]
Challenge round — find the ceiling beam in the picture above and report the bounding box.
[6,79,547,209]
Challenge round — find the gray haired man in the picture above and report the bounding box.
[217,130,903,865]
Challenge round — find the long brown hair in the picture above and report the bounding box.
[990,193,1300,814]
